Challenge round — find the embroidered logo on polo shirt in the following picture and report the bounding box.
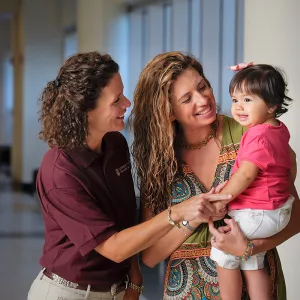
[115,162,131,176]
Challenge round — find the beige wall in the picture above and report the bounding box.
[11,0,77,183]
[77,0,130,137]
[244,1,300,299]
[21,0,63,183]
[77,0,128,61]
[11,0,128,183]
[0,0,21,14]
[11,6,24,182]
[11,0,64,183]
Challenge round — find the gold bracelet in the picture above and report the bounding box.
[167,205,181,228]
[128,282,144,294]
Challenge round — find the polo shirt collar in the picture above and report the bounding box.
[66,133,122,168]
[67,147,99,168]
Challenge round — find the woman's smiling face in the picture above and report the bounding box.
[170,67,216,130]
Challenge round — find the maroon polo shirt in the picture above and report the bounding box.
[37,132,137,287]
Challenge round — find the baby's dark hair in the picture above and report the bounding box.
[229,64,293,117]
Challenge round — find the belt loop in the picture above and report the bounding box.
[40,267,46,280]
[84,284,91,299]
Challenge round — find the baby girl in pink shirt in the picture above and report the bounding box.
[210,63,296,300]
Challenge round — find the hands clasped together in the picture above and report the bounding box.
[171,181,230,223]
[170,181,248,256]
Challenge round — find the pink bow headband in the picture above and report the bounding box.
[229,62,254,71]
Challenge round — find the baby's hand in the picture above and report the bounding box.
[212,200,227,213]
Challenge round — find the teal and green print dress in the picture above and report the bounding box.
[164,115,286,300]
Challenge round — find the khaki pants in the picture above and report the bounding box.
[28,270,125,300]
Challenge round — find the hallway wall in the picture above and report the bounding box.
[20,0,62,183]
[77,0,129,138]
[11,0,76,184]
[244,1,300,299]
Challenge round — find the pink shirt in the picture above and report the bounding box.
[229,121,291,210]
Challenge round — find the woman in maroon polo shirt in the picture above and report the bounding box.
[27,52,232,300]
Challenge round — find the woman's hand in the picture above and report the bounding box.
[211,201,227,214]
[208,181,228,214]
[124,288,140,300]
[199,181,228,222]
[210,181,228,194]
[182,182,230,226]
[171,193,232,223]
[125,256,142,300]
[208,218,247,256]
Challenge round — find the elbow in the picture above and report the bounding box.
[242,171,256,183]
[141,252,157,268]
[111,254,126,264]
[142,259,157,269]
[95,245,129,264]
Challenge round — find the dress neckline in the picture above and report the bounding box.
[179,115,229,191]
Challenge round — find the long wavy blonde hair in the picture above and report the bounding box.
[130,51,211,215]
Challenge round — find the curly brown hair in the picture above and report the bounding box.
[39,51,119,149]
[130,51,211,215]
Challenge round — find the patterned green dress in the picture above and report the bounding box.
[164,115,286,300]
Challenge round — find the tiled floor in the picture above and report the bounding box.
[0,170,164,300]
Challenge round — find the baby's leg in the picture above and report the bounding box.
[211,247,242,299]
[216,265,242,300]
[243,267,272,300]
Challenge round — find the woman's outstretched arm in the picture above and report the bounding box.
[141,184,229,267]
[140,206,197,268]
[95,193,230,263]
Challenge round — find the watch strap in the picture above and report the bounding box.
[128,282,144,294]
[182,220,197,231]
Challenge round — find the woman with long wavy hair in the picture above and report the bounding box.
[131,51,300,299]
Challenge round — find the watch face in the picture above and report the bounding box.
[182,220,188,226]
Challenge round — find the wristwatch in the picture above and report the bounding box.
[182,220,198,232]
[128,282,144,294]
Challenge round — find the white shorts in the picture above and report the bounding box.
[210,195,294,270]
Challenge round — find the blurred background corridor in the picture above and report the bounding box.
[0,0,299,299]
